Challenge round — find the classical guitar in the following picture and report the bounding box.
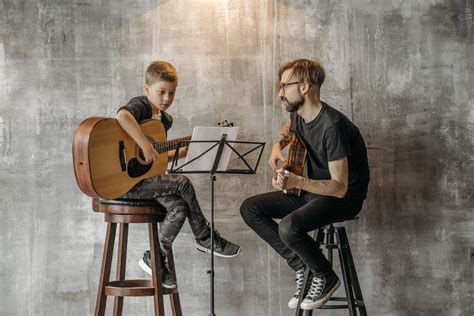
[73,117,232,199]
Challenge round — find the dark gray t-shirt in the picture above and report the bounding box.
[291,102,370,200]
[117,96,173,132]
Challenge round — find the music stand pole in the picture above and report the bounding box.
[207,133,227,316]
[169,137,265,315]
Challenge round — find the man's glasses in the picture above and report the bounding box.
[279,81,300,93]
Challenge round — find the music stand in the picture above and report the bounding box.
[169,133,265,316]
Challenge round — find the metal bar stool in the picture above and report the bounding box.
[295,217,367,316]
[92,198,182,316]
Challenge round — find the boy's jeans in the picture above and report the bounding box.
[121,174,209,256]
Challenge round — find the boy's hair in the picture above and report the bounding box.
[145,61,178,85]
[278,59,325,88]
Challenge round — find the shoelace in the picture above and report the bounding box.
[307,277,325,300]
[293,269,305,297]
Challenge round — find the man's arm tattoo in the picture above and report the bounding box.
[278,131,294,149]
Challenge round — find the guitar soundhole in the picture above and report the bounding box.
[127,159,153,178]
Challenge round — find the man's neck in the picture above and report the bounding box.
[297,99,323,123]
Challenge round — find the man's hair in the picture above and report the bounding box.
[278,59,325,87]
[145,61,178,85]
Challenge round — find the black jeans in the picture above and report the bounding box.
[240,191,364,277]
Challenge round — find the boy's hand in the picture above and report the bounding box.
[268,144,286,170]
[178,146,189,158]
[141,144,159,163]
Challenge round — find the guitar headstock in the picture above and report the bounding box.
[217,119,234,127]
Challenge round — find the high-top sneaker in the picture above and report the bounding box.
[300,271,340,310]
[138,250,176,289]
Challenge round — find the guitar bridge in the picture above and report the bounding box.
[119,141,126,172]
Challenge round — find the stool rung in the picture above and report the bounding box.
[320,244,338,249]
[319,304,349,309]
[105,279,178,297]
[329,296,347,301]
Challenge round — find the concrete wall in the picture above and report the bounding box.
[1,0,472,315]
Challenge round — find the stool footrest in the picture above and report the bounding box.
[105,279,178,297]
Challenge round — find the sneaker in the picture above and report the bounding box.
[195,230,240,258]
[138,250,176,289]
[300,271,340,310]
[288,268,311,309]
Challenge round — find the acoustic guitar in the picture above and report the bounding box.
[72,117,232,200]
[282,135,307,196]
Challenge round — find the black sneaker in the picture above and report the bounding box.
[195,230,240,258]
[138,250,176,289]
[288,268,311,309]
[300,271,340,310]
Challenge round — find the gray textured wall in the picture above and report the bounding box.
[1,0,473,315]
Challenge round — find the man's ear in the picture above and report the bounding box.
[144,84,150,95]
[299,82,311,95]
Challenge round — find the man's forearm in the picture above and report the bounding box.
[297,177,348,198]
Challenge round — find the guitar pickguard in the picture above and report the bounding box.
[127,158,153,178]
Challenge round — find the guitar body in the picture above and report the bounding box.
[73,117,168,199]
[283,135,307,196]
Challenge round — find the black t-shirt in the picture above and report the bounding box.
[290,102,370,200]
[117,96,173,132]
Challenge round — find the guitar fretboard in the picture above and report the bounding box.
[154,136,192,153]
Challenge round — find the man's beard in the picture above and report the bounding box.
[283,94,304,112]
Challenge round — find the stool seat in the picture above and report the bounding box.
[99,198,166,207]
[92,198,168,218]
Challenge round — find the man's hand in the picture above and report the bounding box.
[272,168,302,192]
[268,144,286,170]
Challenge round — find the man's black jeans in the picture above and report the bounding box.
[240,191,364,277]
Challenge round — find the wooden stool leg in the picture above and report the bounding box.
[336,227,357,316]
[113,223,129,316]
[340,228,367,316]
[95,223,117,316]
[149,223,165,316]
[167,247,183,316]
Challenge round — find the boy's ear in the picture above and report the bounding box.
[144,84,150,95]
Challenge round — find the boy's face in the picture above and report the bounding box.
[144,80,178,112]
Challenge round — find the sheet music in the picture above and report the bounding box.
[183,126,239,172]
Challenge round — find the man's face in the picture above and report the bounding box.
[145,80,178,111]
[278,69,304,112]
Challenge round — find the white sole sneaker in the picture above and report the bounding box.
[288,296,300,309]
[300,279,341,310]
[138,258,176,289]
[195,242,241,258]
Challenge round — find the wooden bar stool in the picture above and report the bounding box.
[295,217,367,316]
[92,198,182,316]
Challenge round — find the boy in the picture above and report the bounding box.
[116,61,240,289]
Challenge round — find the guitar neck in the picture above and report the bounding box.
[154,136,192,153]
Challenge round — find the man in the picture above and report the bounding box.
[240,59,369,310]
